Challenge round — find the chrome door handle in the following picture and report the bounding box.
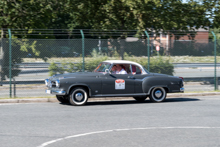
[128,76,134,79]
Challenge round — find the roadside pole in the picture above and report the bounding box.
[211,31,218,90]
[80,30,85,72]
[8,29,12,98]
[144,31,150,72]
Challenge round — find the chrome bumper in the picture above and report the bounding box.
[45,89,66,95]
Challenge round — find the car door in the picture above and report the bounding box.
[101,73,135,95]
[130,65,148,93]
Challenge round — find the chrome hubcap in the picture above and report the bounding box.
[155,90,162,98]
[75,93,83,101]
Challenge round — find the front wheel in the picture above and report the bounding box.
[56,95,69,104]
[149,87,167,102]
[69,88,88,106]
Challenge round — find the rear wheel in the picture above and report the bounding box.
[149,87,167,102]
[133,96,147,102]
[56,95,69,104]
[69,87,88,106]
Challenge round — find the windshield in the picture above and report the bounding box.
[94,62,111,72]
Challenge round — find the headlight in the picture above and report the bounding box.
[45,79,49,86]
[55,80,60,88]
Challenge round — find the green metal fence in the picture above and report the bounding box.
[0,29,219,98]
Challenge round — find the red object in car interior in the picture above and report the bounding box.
[179,77,184,81]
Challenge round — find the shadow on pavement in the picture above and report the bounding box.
[164,97,200,102]
[59,97,200,106]
[85,97,200,106]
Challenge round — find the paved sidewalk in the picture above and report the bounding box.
[0,92,219,104]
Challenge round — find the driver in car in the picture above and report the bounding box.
[111,65,117,74]
[116,64,127,74]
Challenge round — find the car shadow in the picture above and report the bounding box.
[84,97,200,106]
[164,97,200,102]
[59,97,200,106]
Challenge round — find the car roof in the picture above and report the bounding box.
[102,60,143,67]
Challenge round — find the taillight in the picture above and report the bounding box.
[179,77,184,81]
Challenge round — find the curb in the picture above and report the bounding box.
[167,92,220,97]
[0,92,219,104]
[0,98,58,104]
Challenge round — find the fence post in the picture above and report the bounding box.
[80,30,85,72]
[13,78,16,97]
[8,29,12,97]
[144,30,150,72]
[211,31,218,90]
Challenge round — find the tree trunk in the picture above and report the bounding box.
[0,29,5,82]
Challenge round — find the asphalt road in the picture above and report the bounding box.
[1,95,220,147]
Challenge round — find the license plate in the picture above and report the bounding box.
[46,90,51,94]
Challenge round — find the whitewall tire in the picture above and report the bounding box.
[149,87,167,102]
[69,88,88,106]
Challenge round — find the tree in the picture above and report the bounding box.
[0,0,218,80]
[0,0,71,80]
[213,0,220,28]
[69,0,216,58]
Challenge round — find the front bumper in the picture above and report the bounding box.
[45,89,66,95]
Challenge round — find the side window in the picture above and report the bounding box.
[125,64,131,74]
[131,65,142,75]
[136,67,141,74]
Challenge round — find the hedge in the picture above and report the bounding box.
[48,56,174,76]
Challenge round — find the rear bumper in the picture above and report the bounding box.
[180,87,184,92]
[45,89,66,95]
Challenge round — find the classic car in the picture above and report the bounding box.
[45,60,184,106]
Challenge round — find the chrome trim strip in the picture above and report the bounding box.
[130,64,133,73]
[91,93,148,97]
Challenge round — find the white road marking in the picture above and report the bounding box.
[0,103,21,106]
[37,126,220,147]
[0,103,37,106]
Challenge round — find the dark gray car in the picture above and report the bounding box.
[45,60,184,106]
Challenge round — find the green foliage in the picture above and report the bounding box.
[149,57,174,76]
[0,0,76,31]
[1,0,216,79]
[0,39,22,80]
[49,56,174,76]
[1,0,217,35]
[209,28,220,56]
[13,39,52,61]
[71,0,216,32]
[48,56,108,76]
[48,62,65,76]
